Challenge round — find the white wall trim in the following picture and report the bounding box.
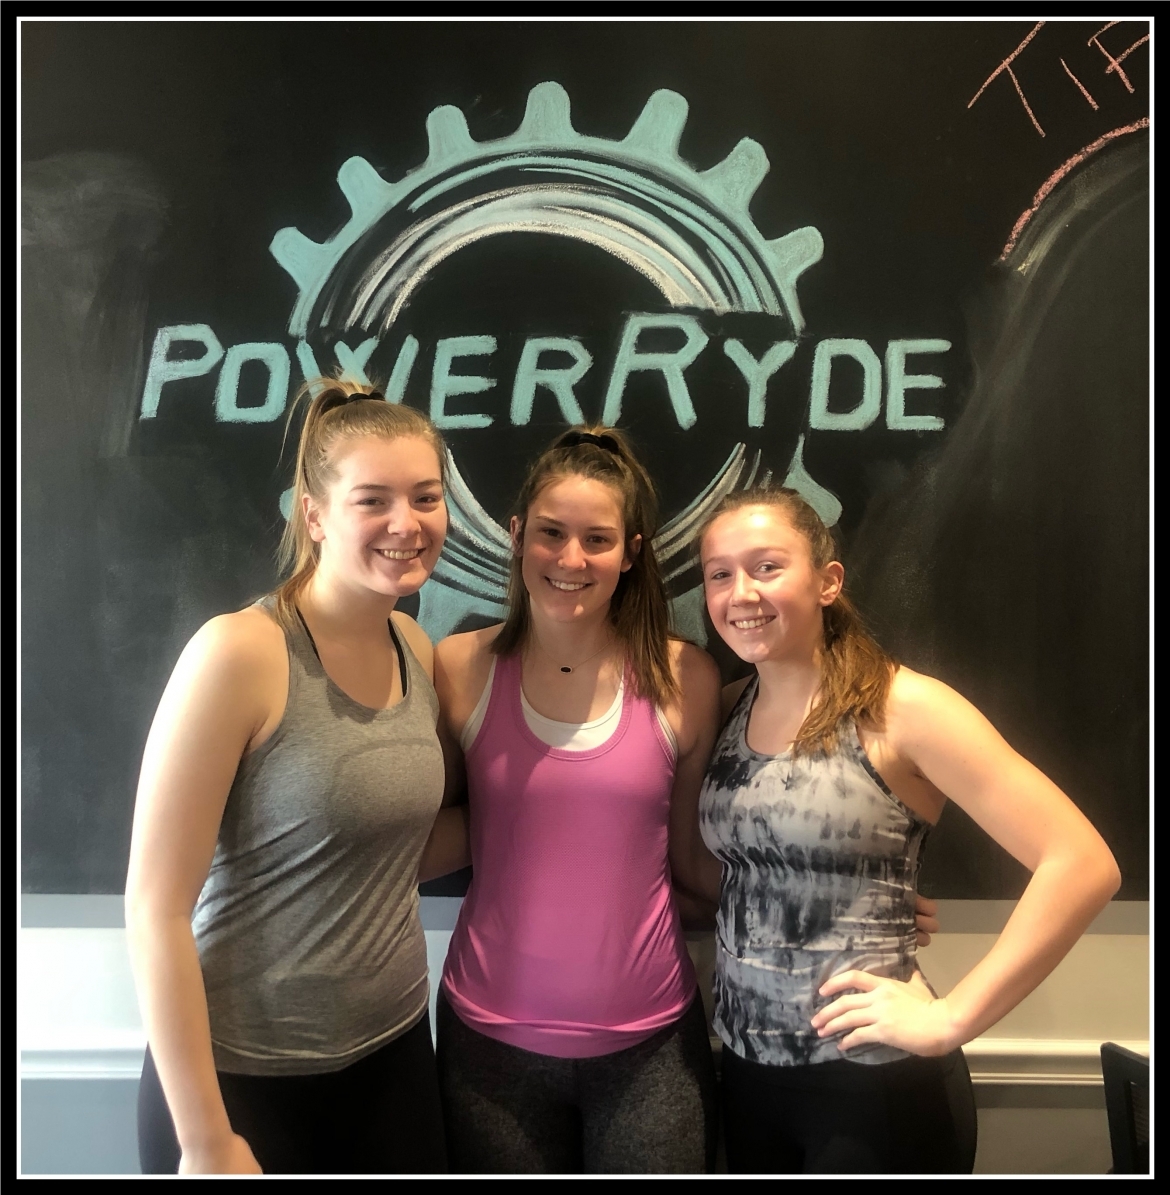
[960,1037,1149,1087]
[22,1035,1150,1086]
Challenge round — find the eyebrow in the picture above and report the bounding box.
[349,480,443,492]
[531,514,620,532]
[704,546,792,562]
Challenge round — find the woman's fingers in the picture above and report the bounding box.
[838,1026,879,1051]
[818,969,882,998]
[810,992,871,1028]
[817,1007,879,1038]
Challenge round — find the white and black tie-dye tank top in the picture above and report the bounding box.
[698,677,931,1067]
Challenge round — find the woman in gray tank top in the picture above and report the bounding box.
[125,380,468,1175]
[673,486,1121,1174]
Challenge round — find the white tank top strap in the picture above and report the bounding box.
[459,657,496,752]
[460,655,677,759]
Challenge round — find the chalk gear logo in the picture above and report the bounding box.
[271,82,832,641]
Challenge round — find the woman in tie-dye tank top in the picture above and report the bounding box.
[672,486,1120,1174]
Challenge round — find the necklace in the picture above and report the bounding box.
[533,633,615,675]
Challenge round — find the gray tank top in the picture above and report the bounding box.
[698,677,931,1067]
[192,598,444,1075]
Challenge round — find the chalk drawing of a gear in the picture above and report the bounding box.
[269,82,838,641]
[271,81,824,338]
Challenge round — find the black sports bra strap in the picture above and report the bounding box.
[387,617,409,700]
[295,607,408,700]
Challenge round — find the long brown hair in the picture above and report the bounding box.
[700,486,896,756]
[272,377,446,629]
[491,425,679,708]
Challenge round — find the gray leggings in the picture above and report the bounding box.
[436,990,718,1174]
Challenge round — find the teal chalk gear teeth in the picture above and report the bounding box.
[269,82,824,339]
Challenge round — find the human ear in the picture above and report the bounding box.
[303,493,327,545]
[621,533,642,573]
[509,515,525,558]
[819,561,845,606]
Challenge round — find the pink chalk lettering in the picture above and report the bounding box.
[968,22,1047,136]
[1060,58,1099,111]
[1088,22,1149,95]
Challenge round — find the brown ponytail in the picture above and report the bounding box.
[272,377,446,629]
[700,487,896,757]
[492,424,679,708]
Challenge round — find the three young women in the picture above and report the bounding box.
[125,383,465,1174]
[675,487,1122,1174]
[128,390,1111,1176]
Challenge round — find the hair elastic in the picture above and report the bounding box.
[558,430,620,453]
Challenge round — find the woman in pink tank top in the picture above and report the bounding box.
[432,426,724,1174]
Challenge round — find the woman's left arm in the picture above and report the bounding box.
[666,643,725,908]
[394,614,471,883]
[814,670,1120,1056]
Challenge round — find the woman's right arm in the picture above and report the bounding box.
[665,644,725,907]
[417,629,496,883]
[124,612,280,1174]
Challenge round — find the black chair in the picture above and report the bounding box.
[1100,1042,1149,1174]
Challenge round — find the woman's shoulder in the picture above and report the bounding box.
[167,604,287,705]
[882,664,988,750]
[885,664,961,717]
[192,604,286,666]
[433,624,504,722]
[720,674,753,722]
[434,623,503,684]
[667,637,720,688]
[436,622,503,661]
[660,640,721,747]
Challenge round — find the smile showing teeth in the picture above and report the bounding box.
[547,578,588,592]
[732,616,773,630]
[377,548,422,560]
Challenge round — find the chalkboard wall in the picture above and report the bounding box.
[21,20,1149,897]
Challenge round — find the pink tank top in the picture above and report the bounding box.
[441,652,696,1058]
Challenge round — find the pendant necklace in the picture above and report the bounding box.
[535,634,614,675]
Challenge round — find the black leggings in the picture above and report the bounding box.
[138,1014,446,1175]
[436,990,718,1174]
[722,1045,977,1174]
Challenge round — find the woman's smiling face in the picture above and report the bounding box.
[701,504,842,664]
[513,475,638,625]
[305,434,447,600]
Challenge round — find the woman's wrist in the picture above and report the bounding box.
[933,995,975,1053]
[175,1108,236,1155]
